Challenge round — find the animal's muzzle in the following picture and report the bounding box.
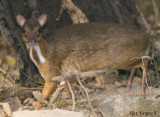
[28,37,36,44]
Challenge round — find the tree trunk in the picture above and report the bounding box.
[0,0,149,86]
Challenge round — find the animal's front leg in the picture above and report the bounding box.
[34,62,59,110]
[34,81,58,110]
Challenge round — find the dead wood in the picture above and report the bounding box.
[1,87,42,99]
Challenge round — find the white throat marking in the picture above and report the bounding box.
[27,44,46,66]
[33,45,46,63]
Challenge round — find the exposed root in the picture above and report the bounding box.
[57,0,89,24]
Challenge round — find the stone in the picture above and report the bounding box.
[99,95,160,117]
[12,109,86,117]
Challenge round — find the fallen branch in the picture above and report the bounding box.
[76,76,97,117]
[1,87,41,99]
[50,66,97,116]
[67,81,75,111]
[0,68,6,74]
[51,69,97,82]
[49,81,66,104]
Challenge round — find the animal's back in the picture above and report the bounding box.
[46,22,149,72]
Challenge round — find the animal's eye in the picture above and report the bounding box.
[38,28,42,33]
[21,28,26,33]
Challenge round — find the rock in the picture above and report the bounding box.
[99,95,160,117]
[0,103,12,117]
[0,109,6,117]
[12,109,86,117]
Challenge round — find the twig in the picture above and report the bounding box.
[0,68,6,74]
[4,64,10,79]
[145,75,152,100]
[52,66,97,115]
[73,84,86,100]
[67,81,75,111]
[52,70,97,82]
[51,66,97,115]
[141,58,151,99]
[152,36,159,85]
[21,71,30,86]
[3,65,15,85]
[76,76,97,117]
[151,0,159,27]
[153,57,159,85]
[49,81,66,104]
[25,61,32,86]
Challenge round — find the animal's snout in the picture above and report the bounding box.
[28,37,36,44]
[28,37,36,46]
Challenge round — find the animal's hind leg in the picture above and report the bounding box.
[141,56,149,98]
[126,68,136,92]
[34,81,58,110]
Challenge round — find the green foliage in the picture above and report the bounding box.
[150,53,155,62]
[135,68,143,78]
[155,95,160,99]
[91,99,100,108]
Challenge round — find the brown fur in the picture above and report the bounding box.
[16,14,150,109]
[24,22,150,80]
[43,23,149,77]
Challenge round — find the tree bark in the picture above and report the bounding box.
[0,0,149,85]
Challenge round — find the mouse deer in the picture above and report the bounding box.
[16,13,150,110]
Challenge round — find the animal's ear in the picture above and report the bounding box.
[38,14,47,27]
[16,15,26,27]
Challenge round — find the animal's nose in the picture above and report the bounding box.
[28,37,36,43]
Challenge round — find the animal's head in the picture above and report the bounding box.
[16,13,47,47]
